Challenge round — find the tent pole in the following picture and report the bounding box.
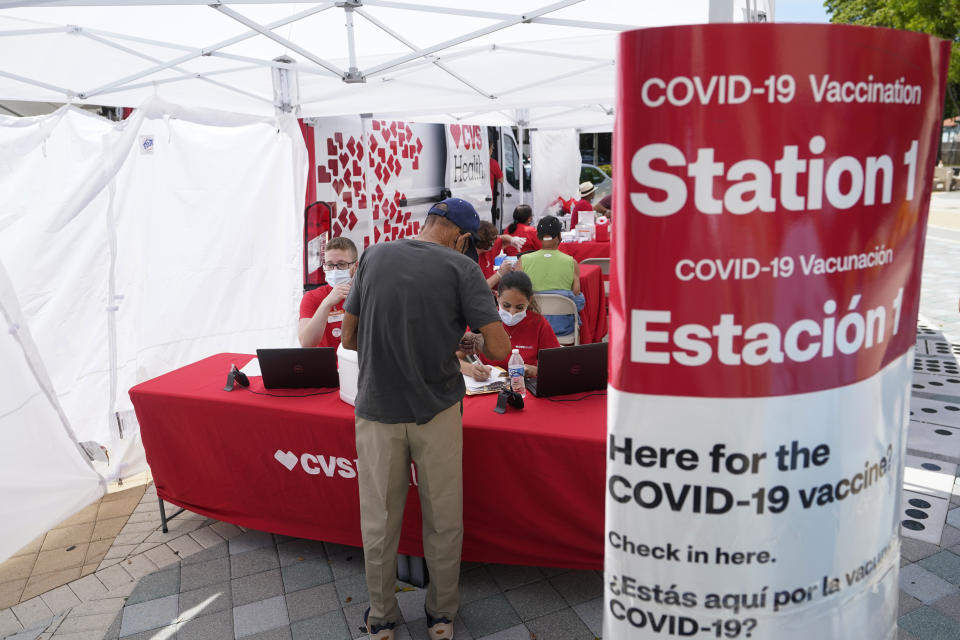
[212,4,346,77]
[343,5,363,82]
[363,0,584,77]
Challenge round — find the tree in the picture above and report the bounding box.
[825,0,960,117]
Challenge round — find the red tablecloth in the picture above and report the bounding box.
[560,241,610,262]
[578,264,607,343]
[130,354,605,569]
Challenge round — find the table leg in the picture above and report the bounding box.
[397,554,428,588]
[157,496,186,534]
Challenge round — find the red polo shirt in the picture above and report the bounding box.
[299,285,345,348]
[478,237,503,280]
[503,224,541,256]
[479,311,560,369]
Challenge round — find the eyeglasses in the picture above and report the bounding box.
[323,260,356,271]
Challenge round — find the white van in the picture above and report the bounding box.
[303,116,523,284]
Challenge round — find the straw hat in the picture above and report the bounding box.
[579,181,596,198]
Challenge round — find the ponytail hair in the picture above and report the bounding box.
[497,270,539,314]
[507,204,534,235]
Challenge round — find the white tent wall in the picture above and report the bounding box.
[0,103,306,559]
[530,128,581,219]
[0,257,104,563]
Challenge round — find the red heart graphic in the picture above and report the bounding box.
[416,139,423,154]
[353,181,363,194]
[332,179,343,194]
[339,152,349,168]
[334,132,343,145]
[412,157,419,170]
[317,165,331,184]
[343,168,352,184]
[359,195,367,209]
[347,136,356,156]
[378,148,386,162]
[348,211,358,229]
[327,158,338,175]
[449,124,461,148]
[364,237,370,250]
[327,138,337,156]
[353,160,361,176]
[374,227,381,242]
[373,120,381,131]
[343,191,353,206]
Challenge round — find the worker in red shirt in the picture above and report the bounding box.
[298,236,358,348]
[503,205,541,257]
[461,271,561,381]
[570,181,596,227]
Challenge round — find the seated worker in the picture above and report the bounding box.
[594,194,612,216]
[460,271,561,381]
[298,236,358,348]
[475,221,518,289]
[503,205,542,256]
[518,216,585,338]
[570,181,596,227]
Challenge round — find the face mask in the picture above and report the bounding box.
[499,307,527,326]
[541,236,553,241]
[325,269,352,286]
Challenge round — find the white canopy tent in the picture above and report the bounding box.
[0,0,772,563]
[0,0,770,126]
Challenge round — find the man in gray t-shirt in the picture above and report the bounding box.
[343,198,510,640]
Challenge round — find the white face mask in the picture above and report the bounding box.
[499,307,527,326]
[325,269,352,286]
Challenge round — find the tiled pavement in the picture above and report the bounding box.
[4,197,960,640]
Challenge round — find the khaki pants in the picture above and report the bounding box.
[356,402,463,627]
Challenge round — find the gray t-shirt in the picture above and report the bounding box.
[344,238,500,424]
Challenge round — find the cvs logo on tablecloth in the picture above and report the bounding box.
[273,448,419,485]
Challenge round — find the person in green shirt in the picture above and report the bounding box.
[518,216,585,337]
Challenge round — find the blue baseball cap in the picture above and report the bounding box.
[428,197,480,233]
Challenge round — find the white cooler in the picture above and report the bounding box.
[337,344,359,406]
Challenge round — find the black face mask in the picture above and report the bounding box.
[455,227,479,263]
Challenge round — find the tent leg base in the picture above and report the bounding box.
[158,496,185,533]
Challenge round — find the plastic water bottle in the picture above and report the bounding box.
[508,348,526,397]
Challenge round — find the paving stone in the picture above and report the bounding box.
[327,553,364,581]
[54,611,117,634]
[103,545,138,562]
[113,531,152,548]
[396,587,427,623]
[525,608,593,640]
[919,551,960,586]
[503,580,566,621]
[547,569,603,606]
[459,566,499,605]
[0,555,39,584]
[0,607,23,637]
[284,583,339,624]
[179,583,232,618]
[12,597,54,628]
[131,543,162,557]
[91,518,127,543]
[208,523,242,541]
[277,540,327,568]
[41,524,95,553]
[572,597,603,637]
[340,601,367,640]
[70,597,126,617]
[232,569,283,608]
[471,623,528,640]
[281,559,333,593]
[188,528,224,550]
[322,543,357,558]
[229,531,274,556]
[901,591,925,616]
[898,628,921,640]
[121,554,159,583]
[119,593,178,637]
[70,575,107,602]
[126,567,180,606]
[167,535,204,561]
[898,605,960,640]
[932,591,960,623]
[486,564,543,592]
[900,538,940,562]
[458,594,520,639]
[38,585,80,615]
[177,607,233,640]
[333,574,369,607]
[180,544,228,567]
[143,545,180,570]
[290,609,350,640]
[0,578,27,610]
[95,565,134,592]
[901,563,959,603]
[121,623,177,640]
[245,627,292,640]
[231,549,279,580]
[232,595,289,638]
[180,557,230,592]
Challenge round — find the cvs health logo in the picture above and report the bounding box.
[273,449,419,485]
[274,449,357,478]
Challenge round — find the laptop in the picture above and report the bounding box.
[256,348,340,389]
[526,342,607,398]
